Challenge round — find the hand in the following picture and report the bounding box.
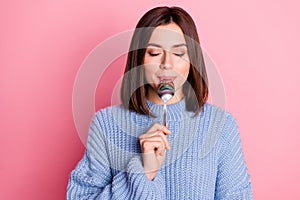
[139,123,171,180]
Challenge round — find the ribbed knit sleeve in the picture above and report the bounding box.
[214,114,253,200]
[67,113,166,200]
[67,101,253,199]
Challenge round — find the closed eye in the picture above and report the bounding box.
[149,52,161,57]
[174,53,185,57]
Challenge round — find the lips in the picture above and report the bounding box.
[157,76,176,82]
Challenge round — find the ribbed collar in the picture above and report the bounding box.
[146,98,194,121]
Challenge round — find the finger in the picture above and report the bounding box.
[157,148,166,157]
[157,131,170,150]
[140,131,170,150]
[152,123,171,135]
[140,127,169,138]
[141,140,164,154]
[139,130,159,139]
[150,123,172,135]
[140,136,165,150]
[161,126,171,135]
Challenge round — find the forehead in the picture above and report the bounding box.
[148,23,186,48]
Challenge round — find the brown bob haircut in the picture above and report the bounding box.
[121,6,209,116]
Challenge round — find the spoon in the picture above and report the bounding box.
[157,81,175,126]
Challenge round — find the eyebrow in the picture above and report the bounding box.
[147,43,187,48]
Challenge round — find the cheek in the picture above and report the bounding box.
[173,62,190,89]
[176,61,190,79]
[143,65,159,84]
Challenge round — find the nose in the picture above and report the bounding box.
[160,50,173,69]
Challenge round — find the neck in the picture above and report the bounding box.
[146,96,193,122]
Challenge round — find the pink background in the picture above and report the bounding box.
[1,0,299,199]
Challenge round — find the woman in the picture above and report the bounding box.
[67,6,253,199]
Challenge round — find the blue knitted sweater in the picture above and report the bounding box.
[67,99,253,199]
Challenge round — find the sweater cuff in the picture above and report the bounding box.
[127,155,165,199]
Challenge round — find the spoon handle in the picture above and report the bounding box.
[163,103,167,126]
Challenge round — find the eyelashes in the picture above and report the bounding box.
[149,52,161,57]
[148,52,186,57]
[174,53,185,57]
